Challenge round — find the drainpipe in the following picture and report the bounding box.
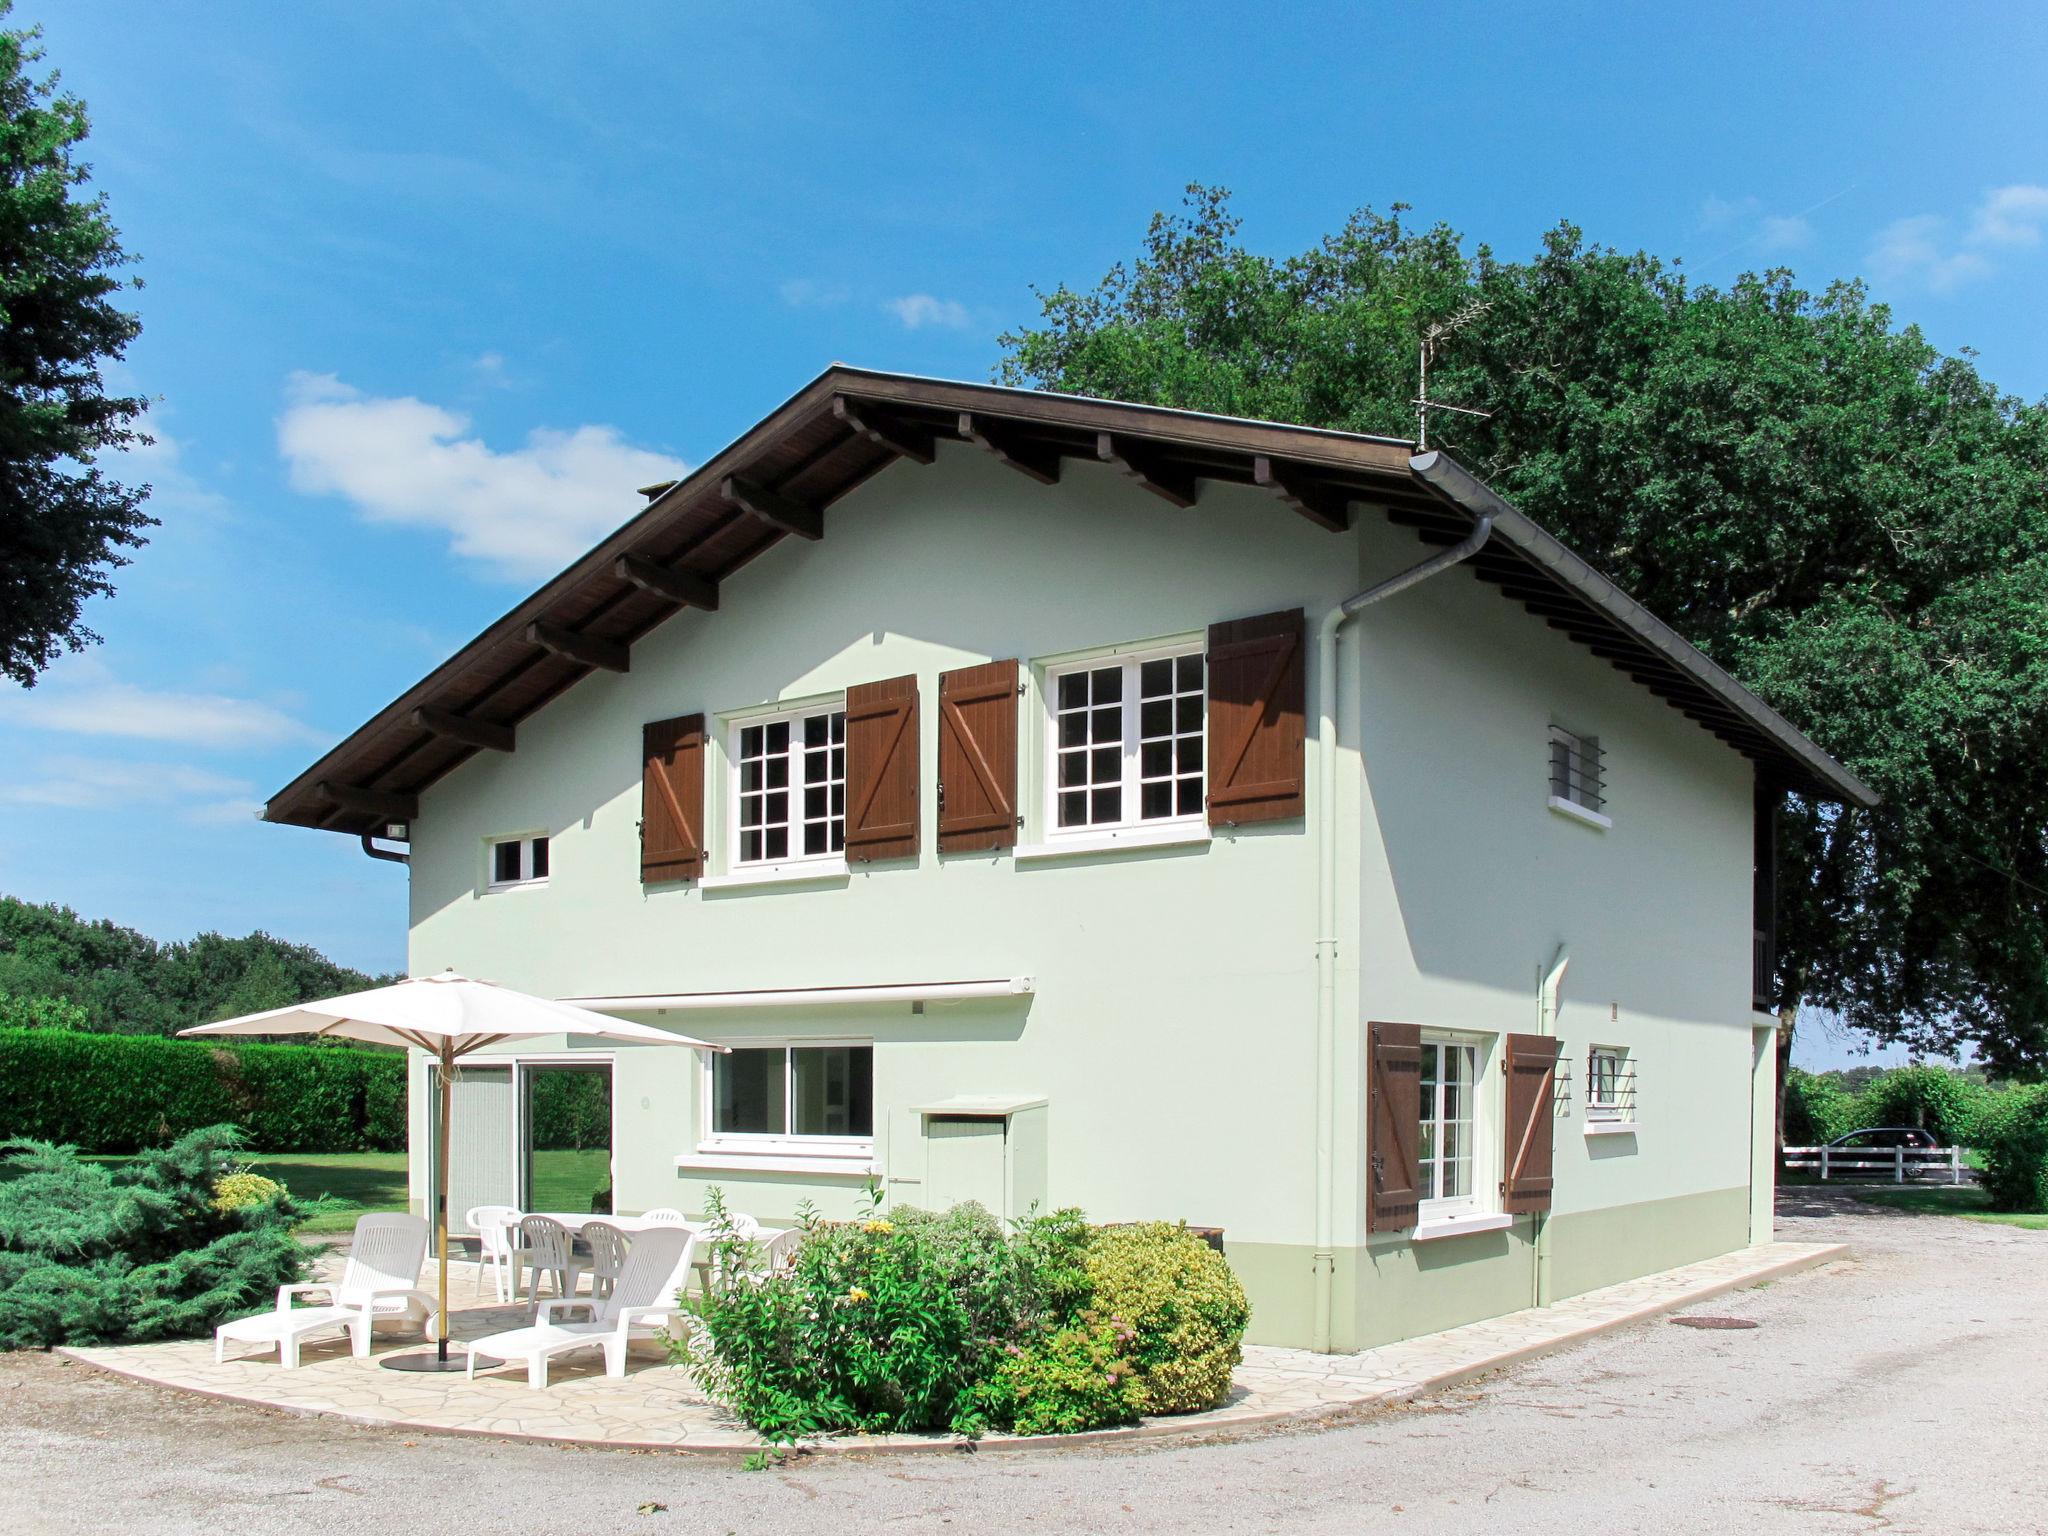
[1534,945,1568,1308]
[1310,466,1492,1353]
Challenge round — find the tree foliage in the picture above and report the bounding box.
[0,894,400,1037]
[1001,186,2048,1073]
[0,5,152,687]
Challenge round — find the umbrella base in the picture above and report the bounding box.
[382,1350,500,1373]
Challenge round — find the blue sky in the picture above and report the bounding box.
[3,2,2043,1068]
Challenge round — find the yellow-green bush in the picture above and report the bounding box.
[979,1318,1145,1436]
[1084,1223,1249,1414]
[210,1171,285,1212]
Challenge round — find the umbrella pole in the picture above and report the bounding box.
[384,1040,497,1372]
[437,1040,452,1365]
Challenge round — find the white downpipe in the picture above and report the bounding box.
[1310,496,1493,1353]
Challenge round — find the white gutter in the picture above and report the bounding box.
[566,977,1034,1012]
[1310,487,1494,1353]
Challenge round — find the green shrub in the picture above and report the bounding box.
[0,1027,405,1153]
[1083,1223,1249,1415]
[685,1192,986,1440]
[1853,1065,1991,1146]
[1783,1068,1858,1146]
[0,1126,309,1349]
[210,1170,285,1212]
[973,1319,1144,1436]
[1978,1087,2048,1213]
[0,992,91,1031]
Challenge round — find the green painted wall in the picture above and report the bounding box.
[398,441,1773,1351]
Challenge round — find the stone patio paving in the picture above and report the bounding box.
[62,1238,1844,1454]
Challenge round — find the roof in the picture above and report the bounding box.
[267,365,1876,834]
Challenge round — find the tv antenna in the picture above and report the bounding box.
[1415,300,1494,450]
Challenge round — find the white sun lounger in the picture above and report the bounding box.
[214,1212,436,1368]
[463,1224,696,1388]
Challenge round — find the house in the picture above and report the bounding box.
[264,367,1875,1352]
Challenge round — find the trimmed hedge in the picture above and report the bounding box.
[0,1028,406,1153]
[1785,1064,2005,1150]
[1977,1086,2048,1213]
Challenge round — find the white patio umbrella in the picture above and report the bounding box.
[181,971,722,1372]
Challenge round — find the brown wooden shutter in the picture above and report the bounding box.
[844,675,919,862]
[936,660,1020,853]
[1502,1033,1562,1215]
[1206,607,1306,827]
[641,713,704,883]
[1366,1020,1423,1233]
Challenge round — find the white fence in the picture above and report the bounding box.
[1782,1145,1966,1184]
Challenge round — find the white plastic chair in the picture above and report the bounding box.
[516,1215,582,1318]
[464,1204,521,1303]
[463,1225,697,1388]
[214,1213,435,1367]
[582,1220,630,1301]
[639,1207,688,1226]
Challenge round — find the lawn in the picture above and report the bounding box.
[0,1148,613,1234]
[1855,1185,2048,1230]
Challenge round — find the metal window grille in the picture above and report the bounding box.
[1549,726,1605,814]
[1586,1047,1636,1121]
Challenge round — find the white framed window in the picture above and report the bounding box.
[703,1041,874,1147]
[1046,643,1204,835]
[486,834,549,889]
[1587,1045,1634,1122]
[1549,724,1606,824]
[731,703,846,866]
[1418,1035,1483,1220]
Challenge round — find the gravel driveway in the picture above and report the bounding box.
[5,1190,2041,1536]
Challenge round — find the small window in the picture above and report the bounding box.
[487,835,549,888]
[1587,1046,1634,1122]
[712,1044,873,1140]
[1049,647,1204,833]
[1549,725,1605,818]
[734,705,846,865]
[1418,1037,1482,1219]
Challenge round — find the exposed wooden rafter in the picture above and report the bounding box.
[523,620,630,673]
[318,781,418,822]
[832,396,936,464]
[721,474,825,540]
[1096,432,1197,508]
[409,706,514,753]
[1252,455,1350,532]
[959,411,1061,485]
[613,553,720,611]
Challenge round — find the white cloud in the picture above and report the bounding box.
[1868,184,2048,295]
[277,373,688,581]
[0,662,321,749]
[0,754,253,813]
[1758,214,1812,251]
[1971,183,2048,247]
[886,293,971,330]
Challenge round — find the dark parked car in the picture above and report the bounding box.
[1826,1126,1941,1150]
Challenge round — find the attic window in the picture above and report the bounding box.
[1548,726,1608,828]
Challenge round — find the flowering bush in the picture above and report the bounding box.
[972,1318,1144,1436]
[1085,1223,1249,1414]
[681,1190,1250,1442]
[209,1170,285,1213]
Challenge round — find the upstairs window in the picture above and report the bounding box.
[487,834,549,888]
[735,705,846,865]
[1548,725,1608,826]
[1049,647,1204,833]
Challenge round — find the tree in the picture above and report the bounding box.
[0,895,400,1036]
[0,5,150,688]
[1001,186,2048,1076]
